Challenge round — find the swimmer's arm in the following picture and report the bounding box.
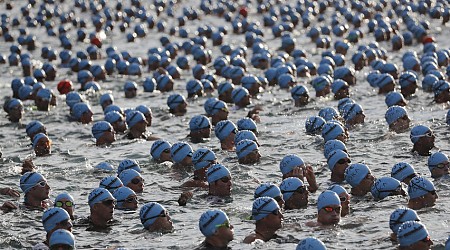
[243,234,257,244]
[1,201,18,211]
[305,165,318,193]
[0,187,20,197]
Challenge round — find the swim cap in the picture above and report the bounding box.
[371,177,402,200]
[143,77,156,92]
[167,93,186,109]
[91,121,113,140]
[408,176,436,199]
[186,79,203,94]
[410,125,431,144]
[118,159,141,175]
[65,92,84,109]
[428,152,448,171]
[189,115,211,131]
[42,207,71,232]
[280,154,304,175]
[236,139,258,159]
[217,82,234,95]
[323,139,347,159]
[280,177,304,201]
[296,237,327,250]
[119,168,142,186]
[49,229,75,248]
[170,142,193,163]
[385,106,408,125]
[321,122,345,142]
[20,172,46,194]
[327,149,349,171]
[214,120,237,141]
[344,163,370,187]
[207,99,228,116]
[391,162,416,182]
[319,107,339,121]
[150,140,171,161]
[236,117,258,133]
[341,103,363,122]
[140,202,166,229]
[311,75,331,91]
[327,184,348,196]
[36,88,52,101]
[113,186,136,208]
[389,207,420,233]
[126,110,146,128]
[397,221,429,247]
[72,103,91,120]
[206,164,231,183]
[88,187,115,207]
[252,197,280,221]
[192,148,216,170]
[32,133,49,149]
[95,162,113,171]
[399,72,417,88]
[317,190,341,211]
[305,116,326,134]
[385,92,406,107]
[331,79,348,94]
[99,93,114,107]
[55,192,74,205]
[235,130,258,146]
[199,209,229,237]
[291,85,309,100]
[136,105,152,116]
[104,111,124,124]
[231,86,249,103]
[254,183,282,199]
[99,176,123,193]
[18,85,33,100]
[26,121,45,138]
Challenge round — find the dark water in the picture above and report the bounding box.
[0,0,449,249]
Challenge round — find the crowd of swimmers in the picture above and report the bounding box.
[1,0,450,249]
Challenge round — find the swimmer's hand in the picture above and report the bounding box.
[178,191,193,206]
[0,187,20,197]
[21,159,36,175]
[247,105,263,122]
[305,165,318,193]
[1,201,18,211]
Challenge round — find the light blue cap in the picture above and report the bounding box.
[99,93,114,106]
[95,162,114,171]
[311,75,331,91]
[136,105,152,116]
[84,81,101,92]
[189,115,211,131]
[331,79,348,94]
[207,99,228,116]
[105,111,124,124]
[55,192,74,204]
[324,139,347,158]
[433,80,450,96]
[341,103,363,121]
[296,237,327,250]
[199,209,229,237]
[389,207,420,233]
[66,92,84,109]
[278,73,295,89]
[118,159,141,175]
[334,66,353,80]
[252,197,280,221]
[385,106,408,125]
[391,162,416,182]
[385,91,405,107]
[319,107,339,121]
[186,79,203,94]
[99,176,123,193]
[77,70,93,84]
[42,207,71,232]
[327,184,348,196]
[88,187,115,207]
[280,177,304,201]
[235,130,258,146]
[170,142,193,163]
[236,139,258,159]
[291,85,309,100]
[254,183,282,199]
[410,125,431,144]
[104,104,124,115]
[157,74,173,90]
[327,149,349,171]
[124,81,138,91]
[113,186,136,208]
[305,116,326,134]
[119,169,142,186]
[428,152,448,170]
[399,71,417,88]
[140,202,166,229]
[26,121,45,138]
[214,120,237,141]
[280,154,304,175]
[143,77,156,92]
[167,93,186,109]
[376,73,395,88]
[371,177,402,200]
[49,229,75,248]
[72,102,91,120]
[92,121,113,140]
[18,85,33,100]
[408,176,435,199]
[206,164,230,183]
[403,56,420,71]
[231,86,249,103]
[237,118,258,132]
[317,190,341,211]
[20,172,45,194]
[126,110,146,128]
[150,140,171,160]
[36,88,52,101]
[218,82,234,95]
[32,133,49,149]
[192,148,216,170]
[446,236,450,250]
[397,221,429,247]
[422,74,439,91]
[344,163,370,187]
[321,122,345,142]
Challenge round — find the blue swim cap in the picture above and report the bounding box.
[156,74,174,90]
[189,115,211,131]
[397,221,429,247]
[371,177,402,200]
[88,187,115,208]
[150,140,171,161]
[77,70,93,84]
[186,79,203,95]
[55,192,74,204]
[385,106,408,125]
[118,159,141,175]
[344,163,370,187]
[399,72,417,88]
[206,164,231,183]
[235,130,258,146]
[95,162,114,172]
[192,148,216,170]
[410,125,431,144]
[254,183,282,200]
[280,177,304,201]
[323,139,347,158]
[49,229,75,248]
[252,197,280,221]
[296,237,327,250]
[375,73,395,88]
[136,105,152,116]
[385,91,406,107]
[119,168,142,186]
[280,154,304,175]
[327,184,348,196]
[321,122,345,142]
[99,93,114,107]
[207,99,228,116]
[317,190,341,211]
[32,133,49,149]
[236,139,258,159]
[428,152,448,171]
[341,103,363,122]
[99,176,123,193]
[391,162,416,182]
[432,80,450,96]
[311,75,331,91]
[36,88,52,101]
[92,121,113,140]
[214,120,237,141]
[389,207,420,234]
[408,176,436,199]
[305,116,326,134]
[84,81,101,92]
[124,81,138,91]
[403,56,420,71]
[66,92,84,109]
[218,82,234,95]
[20,172,46,194]
[199,209,229,237]
[291,85,309,100]
[113,186,136,208]
[327,149,349,171]
[170,142,193,163]
[126,110,146,128]
[237,117,258,133]
[231,86,249,104]
[167,93,186,109]
[422,74,439,92]
[331,79,348,94]
[42,207,71,232]
[104,111,124,124]
[143,77,156,92]
[319,107,339,121]
[140,202,166,229]
[18,85,33,100]
[3,98,22,113]
[72,103,91,120]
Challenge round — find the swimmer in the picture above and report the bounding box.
[410,125,435,156]
[92,121,115,146]
[140,202,173,233]
[118,169,144,193]
[371,177,406,201]
[206,164,232,197]
[182,149,217,188]
[112,186,138,210]
[150,140,173,163]
[391,162,418,185]
[254,183,284,209]
[20,172,51,209]
[385,106,411,133]
[198,210,234,248]
[280,177,308,210]
[279,154,318,192]
[33,133,52,157]
[49,229,75,250]
[389,207,420,241]
[71,102,93,124]
[427,152,450,178]
[87,188,116,229]
[188,115,212,143]
[236,139,261,165]
[327,149,351,183]
[26,121,47,141]
[407,176,438,210]
[105,111,127,134]
[327,185,350,217]
[167,93,188,116]
[170,142,193,167]
[54,193,75,220]
[306,190,341,226]
[3,98,24,123]
[397,221,433,250]
[34,207,72,249]
[344,163,376,196]
[214,120,237,151]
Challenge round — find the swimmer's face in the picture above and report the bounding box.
[333,158,350,177]
[113,119,127,133]
[125,88,137,98]
[93,199,115,222]
[149,210,173,233]
[29,179,50,201]
[127,177,144,193]
[101,100,113,110]
[144,113,152,127]
[261,208,283,230]
[295,94,309,107]
[318,205,341,225]
[408,235,433,250]
[215,220,234,243]
[210,176,232,197]
[132,120,148,134]
[287,186,309,209]
[35,137,51,156]
[239,149,261,165]
[121,195,138,210]
[55,198,75,220]
[35,98,50,111]
[391,115,410,133]
[359,173,375,193]
[80,110,93,124]
[431,161,450,178]
[8,105,23,122]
